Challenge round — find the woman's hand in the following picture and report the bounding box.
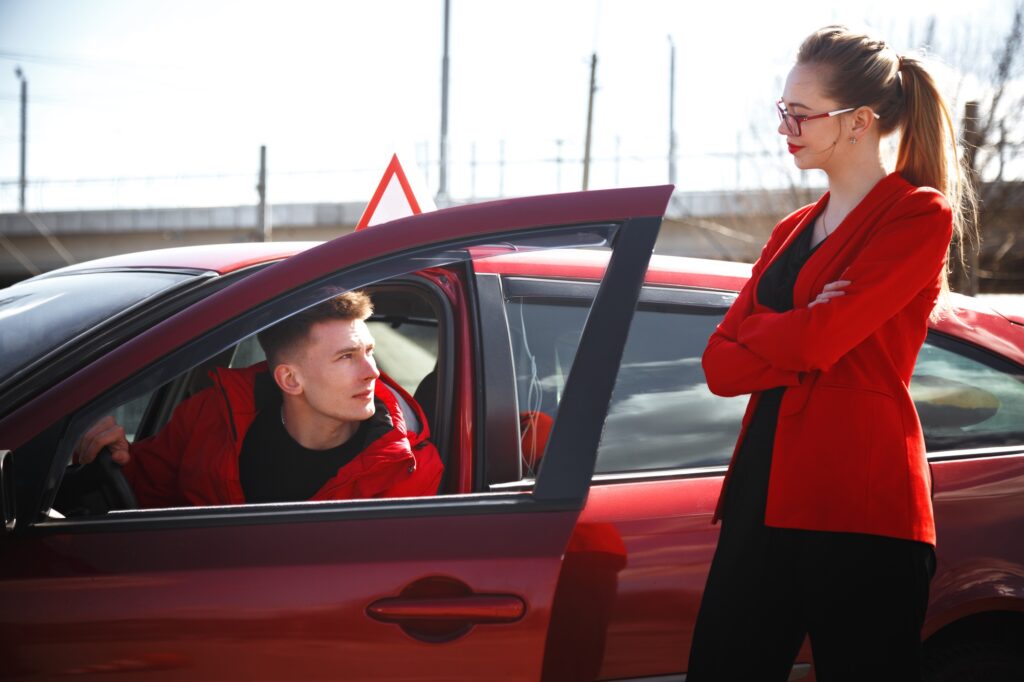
[808,280,851,309]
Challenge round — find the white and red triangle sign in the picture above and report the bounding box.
[355,154,435,230]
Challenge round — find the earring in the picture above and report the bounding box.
[849,136,858,145]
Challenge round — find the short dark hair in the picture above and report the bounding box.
[257,290,373,368]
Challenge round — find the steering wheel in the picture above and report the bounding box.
[57,447,138,515]
[93,448,138,510]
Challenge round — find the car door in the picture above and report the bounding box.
[0,186,670,681]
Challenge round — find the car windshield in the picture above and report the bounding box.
[0,270,194,385]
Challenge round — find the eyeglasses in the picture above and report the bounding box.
[776,99,879,136]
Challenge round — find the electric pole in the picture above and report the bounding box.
[582,52,597,190]
[437,0,451,203]
[668,37,677,187]
[256,145,271,242]
[15,66,27,213]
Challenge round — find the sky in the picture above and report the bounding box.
[0,0,1018,211]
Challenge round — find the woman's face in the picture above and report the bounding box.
[779,63,852,172]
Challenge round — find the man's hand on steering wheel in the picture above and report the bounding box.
[75,415,131,466]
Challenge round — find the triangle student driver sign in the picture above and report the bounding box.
[355,154,435,230]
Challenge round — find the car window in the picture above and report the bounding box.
[507,289,1024,477]
[0,271,194,388]
[506,292,746,476]
[110,392,154,442]
[912,337,1024,452]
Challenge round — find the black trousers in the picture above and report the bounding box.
[687,389,936,681]
[686,522,935,681]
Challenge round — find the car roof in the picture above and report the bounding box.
[477,249,1024,368]
[35,242,322,278]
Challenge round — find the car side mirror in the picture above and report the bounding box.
[0,450,15,533]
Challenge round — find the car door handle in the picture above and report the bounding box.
[367,595,525,623]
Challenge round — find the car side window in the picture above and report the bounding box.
[506,285,746,476]
[912,336,1024,452]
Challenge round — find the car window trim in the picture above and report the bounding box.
[502,276,737,310]
[473,272,523,488]
[27,491,579,535]
[363,274,456,482]
[927,445,1024,463]
[490,465,732,492]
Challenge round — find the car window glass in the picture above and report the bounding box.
[507,296,745,476]
[0,271,192,387]
[912,339,1024,451]
[111,392,153,442]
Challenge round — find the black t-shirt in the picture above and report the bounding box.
[239,373,371,503]
[756,221,825,313]
[722,219,827,527]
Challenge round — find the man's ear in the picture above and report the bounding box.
[273,362,304,396]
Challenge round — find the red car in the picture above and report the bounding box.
[1,186,1022,681]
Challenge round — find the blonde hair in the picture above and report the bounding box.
[797,26,978,305]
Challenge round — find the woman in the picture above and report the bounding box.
[687,26,975,681]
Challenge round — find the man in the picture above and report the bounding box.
[75,291,443,507]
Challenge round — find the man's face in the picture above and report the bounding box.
[289,317,379,425]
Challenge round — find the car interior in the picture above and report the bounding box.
[52,277,452,517]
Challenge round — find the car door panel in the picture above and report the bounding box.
[2,504,576,680]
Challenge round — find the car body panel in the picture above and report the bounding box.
[926,453,1024,636]
[0,503,580,680]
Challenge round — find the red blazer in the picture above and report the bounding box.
[703,172,952,545]
[125,363,443,507]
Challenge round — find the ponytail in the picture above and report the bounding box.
[896,56,978,306]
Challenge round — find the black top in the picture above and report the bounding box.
[240,372,371,503]
[722,221,825,527]
[756,220,824,313]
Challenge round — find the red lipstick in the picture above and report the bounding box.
[788,143,804,154]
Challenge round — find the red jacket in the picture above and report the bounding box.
[703,173,952,545]
[125,363,444,507]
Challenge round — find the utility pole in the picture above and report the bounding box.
[470,142,476,198]
[437,0,451,203]
[499,139,505,197]
[582,53,597,190]
[556,139,564,192]
[15,66,27,213]
[668,37,677,187]
[256,145,271,242]
[614,135,621,187]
